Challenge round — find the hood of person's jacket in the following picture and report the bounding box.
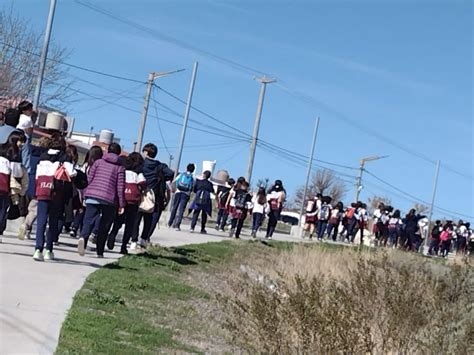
[143,158,164,174]
[103,153,121,165]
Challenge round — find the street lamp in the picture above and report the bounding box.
[136,68,185,152]
[354,155,388,202]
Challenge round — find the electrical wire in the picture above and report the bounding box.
[1,40,145,84]
[73,0,269,77]
[364,169,474,219]
[151,87,172,156]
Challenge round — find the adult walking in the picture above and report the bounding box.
[134,143,174,247]
[190,170,214,234]
[78,143,125,258]
[265,180,286,240]
[168,163,195,231]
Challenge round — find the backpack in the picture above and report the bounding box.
[319,204,330,220]
[196,189,211,207]
[234,191,248,210]
[219,188,230,207]
[431,227,441,239]
[440,230,450,241]
[154,165,167,207]
[346,208,355,219]
[176,173,193,192]
[269,198,280,211]
[139,188,156,213]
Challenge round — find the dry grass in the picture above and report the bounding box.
[217,245,474,354]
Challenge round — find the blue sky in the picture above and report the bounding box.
[7,0,473,219]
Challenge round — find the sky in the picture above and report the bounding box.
[5,0,473,219]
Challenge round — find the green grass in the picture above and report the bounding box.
[56,240,298,354]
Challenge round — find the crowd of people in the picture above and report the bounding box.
[303,196,473,256]
[0,101,472,261]
[0,101,291,261]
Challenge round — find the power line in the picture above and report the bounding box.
[151,87,171,156]
[1,40,145,84]
[364,169,473,219]
[73,0,269,77]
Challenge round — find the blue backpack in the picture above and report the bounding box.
[176,173,193,192]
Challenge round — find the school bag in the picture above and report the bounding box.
[139,188,155,213]
[234,191,248,210]
[176,173,193,192]
[440,230,450,241]
[346,207,355,219]
[269,198,280,211]
[319,204,330,220]
[195,189,211,207]
[219,188,230,207]
[431,227,441,239]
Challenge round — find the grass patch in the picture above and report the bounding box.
[57,240,470,354]
[57,240,288,354]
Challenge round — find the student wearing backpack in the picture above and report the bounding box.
[168,163,195,231]
[455,220,468,256]
[134,143,174,248]
[0,130,28,243]
[190,170,214,234]
[250,187,268,238]
[114,152,146,254]
[356,203,368,245]
[215,177,235,232]
[228,180,252,239]
[428,220,442,255]
[303,196,319,239]
[77,143,125,258]
[439,223,453,258]
[265,180,286,240]
[326,201,343,242]
[387,210,403,247]
[34,134,77,261]
[346,203,358,243]
[316,196,332,241]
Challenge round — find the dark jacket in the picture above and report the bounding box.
[28,146,48,198]
[193,178,214,216]
[142,158,174,207]
[85,153,125,208]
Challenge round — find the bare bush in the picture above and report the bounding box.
[294,169,348,207]
[0,7,73,108]
[218,246,473,354]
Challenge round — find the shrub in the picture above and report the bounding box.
[219,246,473,353]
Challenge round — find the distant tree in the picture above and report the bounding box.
[368,195,392,214]
[293,169,348,208]
[0,8,73,109]
[412,203,430,215]
[255,177,269,192]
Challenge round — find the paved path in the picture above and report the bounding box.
[0,218,299,354]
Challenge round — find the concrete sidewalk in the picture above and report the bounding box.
[0,219,299,354]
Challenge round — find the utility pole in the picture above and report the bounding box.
[354,155,388,202]
[136,73,155,153]
[136,69,185,153]
[425,160,441,247]
[246,76,276,184]
[298,117,320,232]
[33,0,57,109]
[174,61,198,176]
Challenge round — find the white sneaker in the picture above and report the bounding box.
[18,224,27,240]
[44,250,55,261]
[130,242,138,250]
[33,249,44,261]
[78,238,85,256]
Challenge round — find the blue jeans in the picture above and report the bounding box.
[35,200,63,252]
[388,229,399,246]
[21,139,32,174]
[326,222,339,241]
[317,220,328,240]
[0,195,10,234]
[168,192,189,228]
[216,208,228,229]
[191,207,208,231]
[80,204,116,255]
[347,218,358,242]
[252,212,264,232]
